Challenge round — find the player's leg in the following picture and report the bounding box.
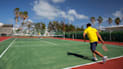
[90,42,107,63]
[95,50,108,63]
[90,42,98,61]
[93,52,96,57]
[93,50,103,57]
[93,50,107,63]
[92,52,98,61]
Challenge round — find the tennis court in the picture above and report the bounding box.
[0,37,123,69]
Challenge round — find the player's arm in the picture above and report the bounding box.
[96,32,104,44]
[83,32,86,42]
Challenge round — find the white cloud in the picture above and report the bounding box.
[67,15,75,22]
[113,10,123,19]
[0,22,4,26]
[60,11,75,21]
[68,9,88,19]
[60,11,67,18]
[32,0,88,22]
[52,0,65,3]
[33,0,59,20]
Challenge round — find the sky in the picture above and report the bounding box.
[0,0,123,28]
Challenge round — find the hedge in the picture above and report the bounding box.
[64,31,123,42]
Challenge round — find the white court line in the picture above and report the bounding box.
[0,38,16,59]
[63,56,123,69]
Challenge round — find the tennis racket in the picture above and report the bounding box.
[102,45,108,51]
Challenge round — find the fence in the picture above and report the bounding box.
[63,31,123,42]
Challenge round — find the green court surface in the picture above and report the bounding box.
[0,38,123,69]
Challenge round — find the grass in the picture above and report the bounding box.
[0,38,123,69]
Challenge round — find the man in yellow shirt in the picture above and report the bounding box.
[83,23,107,63]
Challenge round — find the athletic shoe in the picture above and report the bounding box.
[102,56,107,63]
[92,57,98,61]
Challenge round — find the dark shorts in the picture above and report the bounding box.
[90,42,98,52]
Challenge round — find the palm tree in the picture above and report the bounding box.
[27,21,33,34]
[19,11,24,28]
[115,17,121,25]
[52,21,58,32]
[23,11,28,20]
[35,23,41,33]
[41,23,46,35]
[35,22,46,34]
[69,24,75,32]
[60,21,65,32]
[60,21,65,39]
[90,17,96,27]
[14,8,20,33]
[48,22,53,32]
[14,8,19,24]
[108,17,113,25]
[42,23,46,30]
[23,11,28,25]
[97,16,103,30]
[22,11,28,34]
[19,11,23,20]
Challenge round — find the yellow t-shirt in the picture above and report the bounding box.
[84,27,98,43]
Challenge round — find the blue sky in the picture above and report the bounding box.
[0,0,123,28]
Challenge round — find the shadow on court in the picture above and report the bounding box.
[67,52,93,61]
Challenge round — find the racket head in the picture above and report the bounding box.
[102,45,108,51]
